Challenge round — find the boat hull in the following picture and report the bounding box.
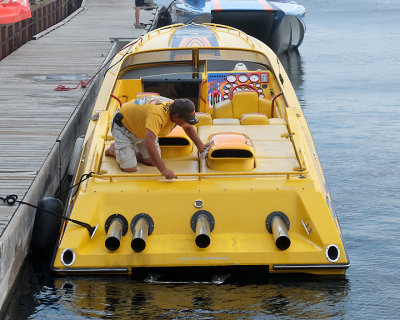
[51,23,348,276]
[162,0,306,53]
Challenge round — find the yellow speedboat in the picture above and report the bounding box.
[50,23,349,275]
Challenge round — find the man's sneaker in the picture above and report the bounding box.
[135,23,146,29]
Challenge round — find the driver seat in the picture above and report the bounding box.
[213,91,273,123]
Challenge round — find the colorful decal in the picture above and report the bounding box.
[207,71,270,109]
[170,24,219,48]
[211,0,222,11]
[177,36,213,48]
[256,0,273,11]
[134,96,173,106]
[211,0,277,11]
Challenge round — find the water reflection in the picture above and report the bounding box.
[278,49,305,93]
[1,255,350,320]
[45,275,349,319]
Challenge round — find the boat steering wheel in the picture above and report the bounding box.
[229,84,258,100]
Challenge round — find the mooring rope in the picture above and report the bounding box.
[0,172,97,237]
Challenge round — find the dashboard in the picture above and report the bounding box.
[207,71,270,108]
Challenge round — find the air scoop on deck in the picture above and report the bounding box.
[205,132,255,171]
[159,126,193,159]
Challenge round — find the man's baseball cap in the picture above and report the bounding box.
[171,98,199,125]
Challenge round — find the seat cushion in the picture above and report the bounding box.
[240,113,269,125]
[231,91,259,118]
[258,97,272,117]
[195,112,213,126]
[213,100,233,119]
[213,118,240,125]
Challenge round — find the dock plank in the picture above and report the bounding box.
[0,0,157,308]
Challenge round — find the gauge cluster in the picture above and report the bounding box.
[207,72,270,108]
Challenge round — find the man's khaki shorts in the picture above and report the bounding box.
[111,122,161,169]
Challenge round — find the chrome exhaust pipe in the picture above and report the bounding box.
[105,214,128,251]
[191,210,215,248]
[195,214,211,248]
[131,214,154,253]
[266,211,291,250]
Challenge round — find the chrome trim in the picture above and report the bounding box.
[91,223,99,238]
[61,248,75,267]
[194,199,204,208]
[52,267,129,273]
[301,219,311,235]
[326,244,340,263]
[273,263,350,270]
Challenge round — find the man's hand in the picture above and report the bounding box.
[161,168,177,180]
[182,125,210,153]
[145,129,176,179]
[198,141,212,154]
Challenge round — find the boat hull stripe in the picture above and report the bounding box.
[273,263,350,270]
[257,0,273,11]
[211,0,222,11]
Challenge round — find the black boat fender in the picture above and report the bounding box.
[31,197,64,256]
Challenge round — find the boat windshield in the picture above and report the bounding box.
[120,48,271,70]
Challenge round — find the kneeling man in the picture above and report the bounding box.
[105,95,207,180]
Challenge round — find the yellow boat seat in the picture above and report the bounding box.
[212,118,240,125]
[194,112,213,126]
[240,113,269,125]
[213,91,275,124]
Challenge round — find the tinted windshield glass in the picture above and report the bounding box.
[121,48,270,70]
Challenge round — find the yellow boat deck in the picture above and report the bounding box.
[100,123,299,178]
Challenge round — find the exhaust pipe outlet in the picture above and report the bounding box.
[131,214,154,252]
[105,214,128,251]
[61,248,75,266]
[266,211,291,250]
[191,210,215,248]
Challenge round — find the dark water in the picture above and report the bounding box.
[3,0,400,318]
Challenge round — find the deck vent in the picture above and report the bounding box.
[159,126,193,159]
[159,137,190,146]
[206,132,255,171]
[211,149,253,158]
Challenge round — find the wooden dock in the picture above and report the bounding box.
[0,0,157,310]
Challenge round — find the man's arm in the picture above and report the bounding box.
[182,124,207,153]
[144,129,176,179]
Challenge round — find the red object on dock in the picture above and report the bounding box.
[0,0,32,24]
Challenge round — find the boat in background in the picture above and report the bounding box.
[157,0,306,53]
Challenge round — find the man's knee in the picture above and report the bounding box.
[121,166,138,172]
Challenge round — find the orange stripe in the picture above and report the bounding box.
[257,0,273,11]
[212,0,222,11]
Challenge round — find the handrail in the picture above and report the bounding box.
[92,170,308,182]
[271,92,283,118]
[135,24,186,51]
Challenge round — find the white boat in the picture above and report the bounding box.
[157,0,306,53]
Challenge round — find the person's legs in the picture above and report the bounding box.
[135,0,145,26]
[135,6,141,26]
[136,138,161,166]
[105,124,138,172]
